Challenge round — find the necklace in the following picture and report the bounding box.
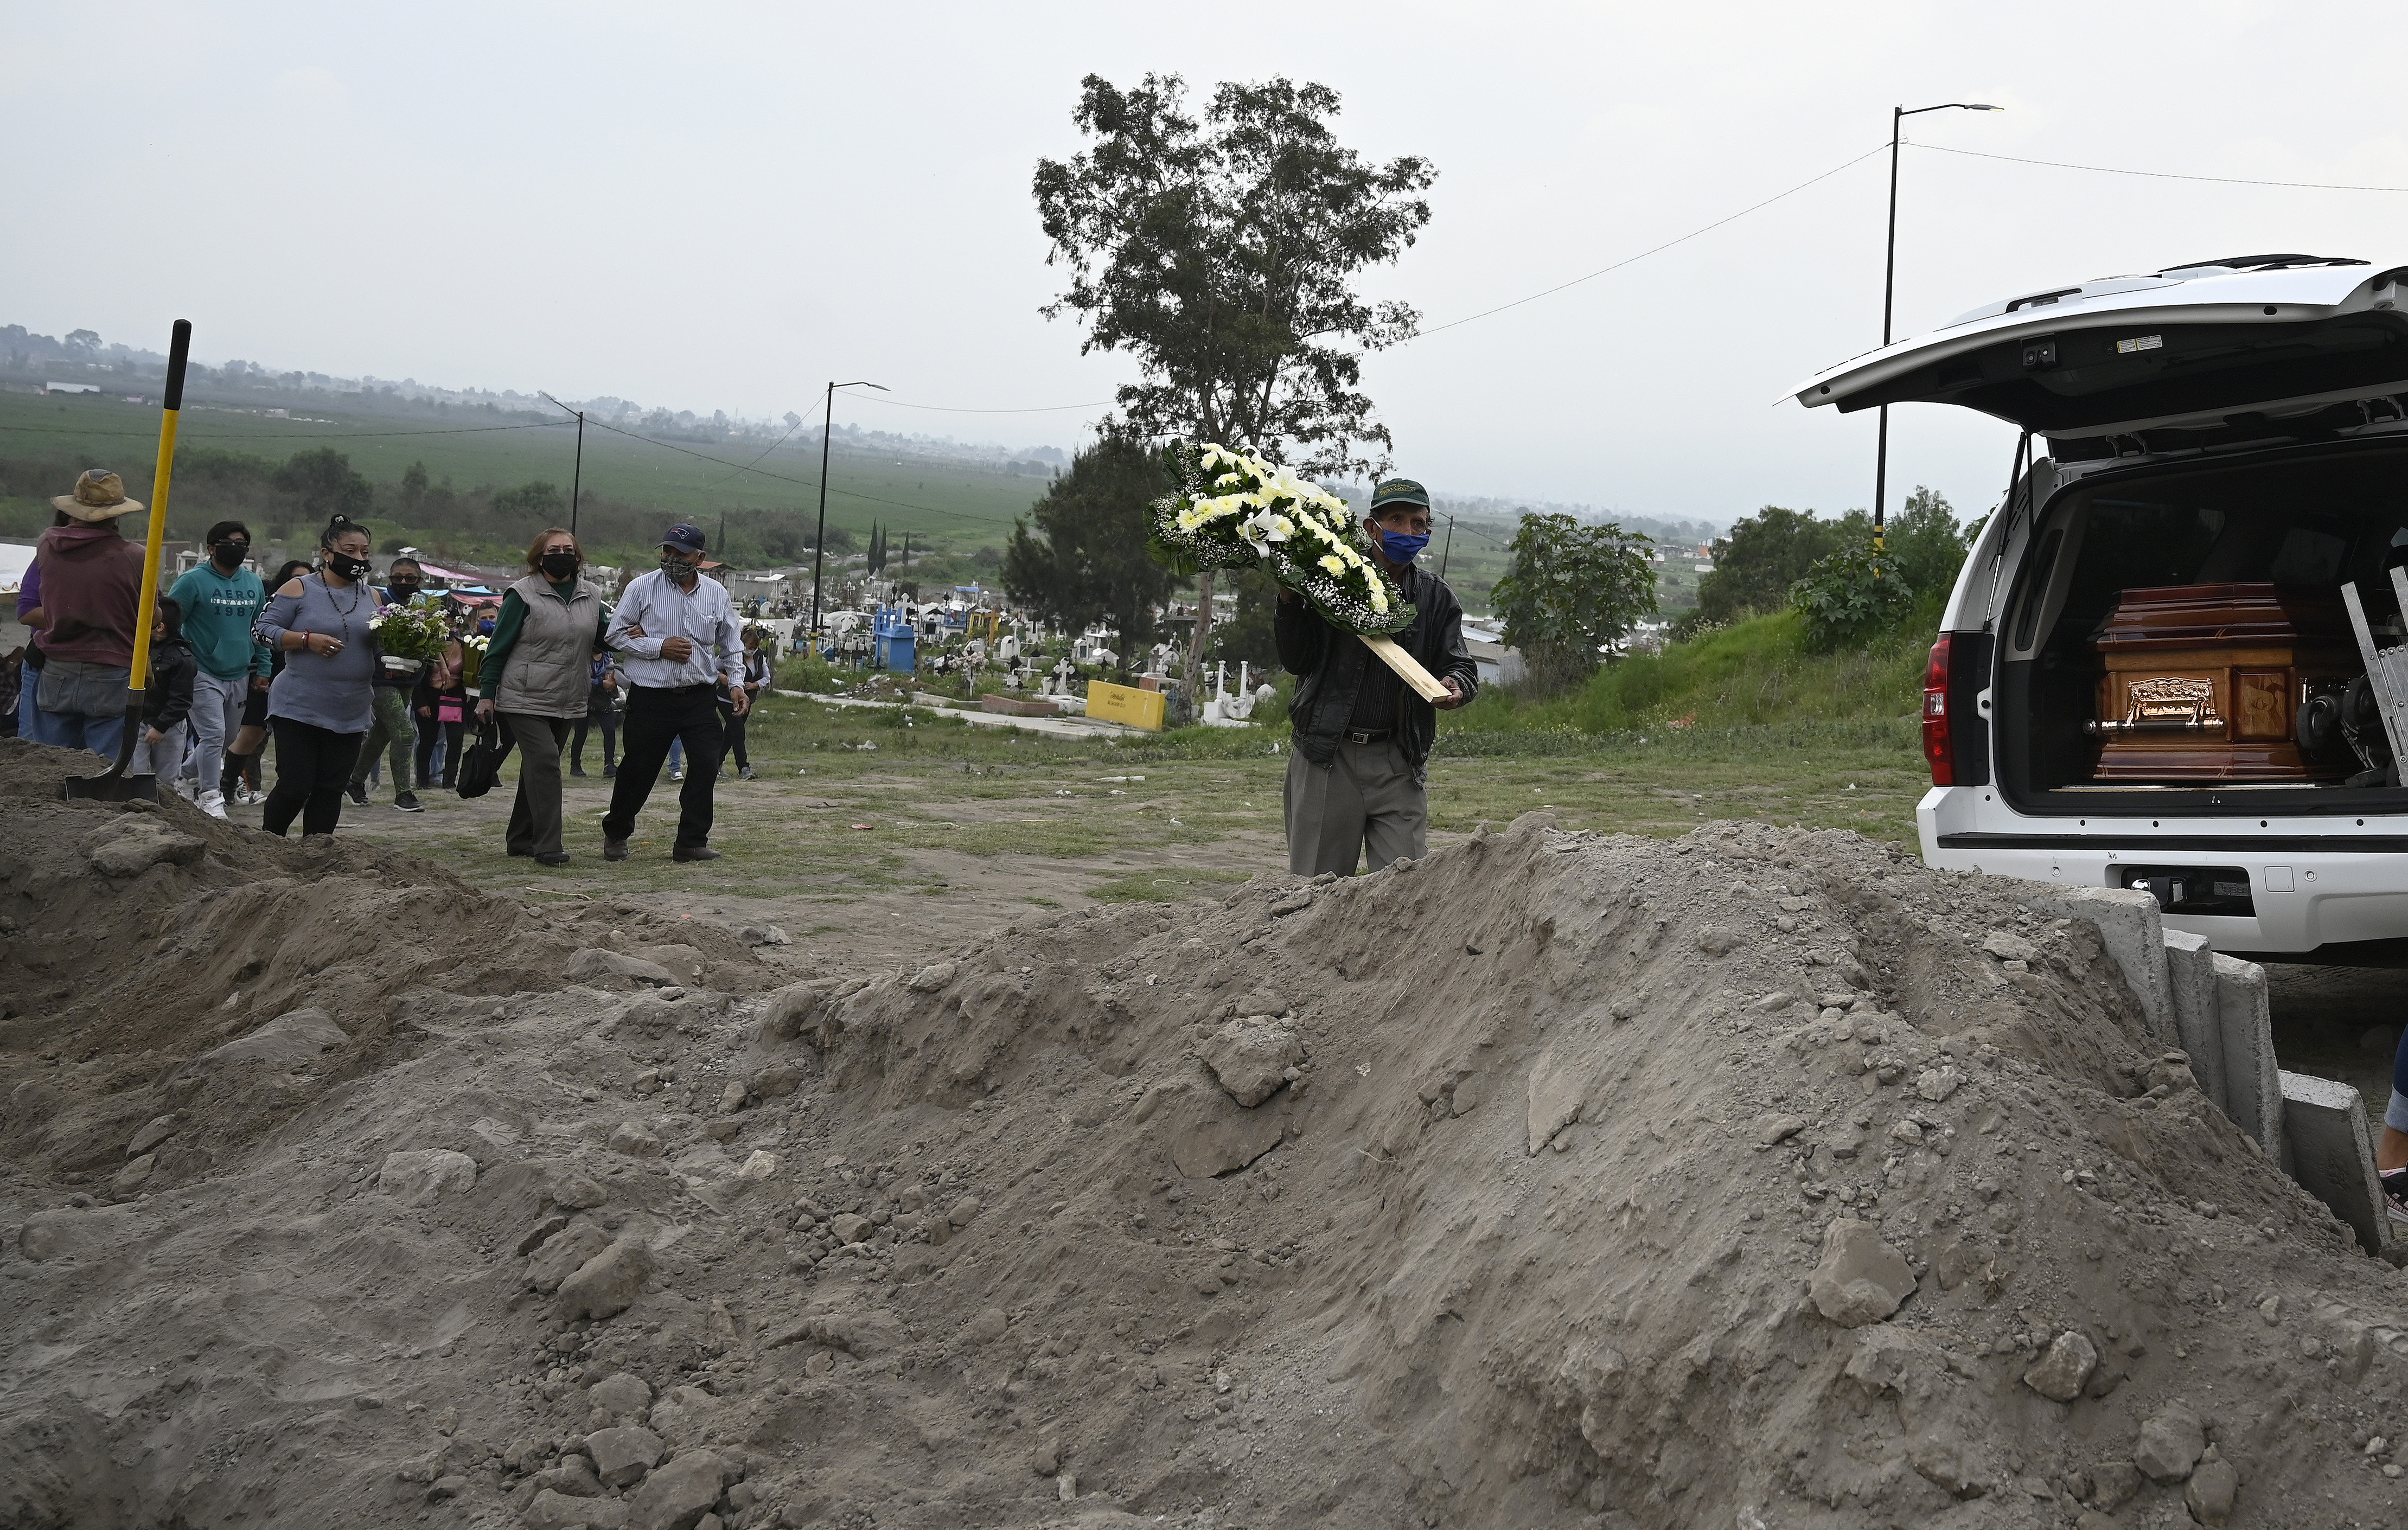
[321,573,363,647]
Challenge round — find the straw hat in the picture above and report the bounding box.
[52,469,144,522]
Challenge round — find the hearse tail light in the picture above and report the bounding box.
[1924,635,1954,786]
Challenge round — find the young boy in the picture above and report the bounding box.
[130,596,196,781]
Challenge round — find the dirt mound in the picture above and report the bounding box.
[4,744,2405,1529]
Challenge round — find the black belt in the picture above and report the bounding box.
[634,682,714,695]
[1343,727,1392,745]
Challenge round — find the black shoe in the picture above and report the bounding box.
[673,845,721,862]
[535,851,572,866]
[603,837,629,862]
[394,792,424,813]
[508,846,533,858]
[570,766,586,777]
[602,764,617,777]
[346,783,368,806]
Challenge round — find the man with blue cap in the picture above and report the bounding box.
[1274,475,1477,876]
[601,522,748,862]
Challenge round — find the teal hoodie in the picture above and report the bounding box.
[166,561,272,681]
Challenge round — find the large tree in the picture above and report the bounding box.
[1033,72,1434,693]
[1001,430,1181,674]
[1491,513,1658,694]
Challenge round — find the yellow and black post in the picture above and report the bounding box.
[66,318,190,802]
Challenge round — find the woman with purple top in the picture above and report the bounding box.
[253,516,379,836]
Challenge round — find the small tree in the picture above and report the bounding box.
[398,460,430,515]
[1788,485,1975,650]
[1694,506,1847,626]
[274,448,374,522]
[1492,513,1658,693]
[489,480,566,525]
[1001,430,1179,674]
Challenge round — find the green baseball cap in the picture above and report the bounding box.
[1369,477,1430,511]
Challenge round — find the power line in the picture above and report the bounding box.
[1906,139,2408,193]
[1411,144,1892,338]
[849,394,1115,414]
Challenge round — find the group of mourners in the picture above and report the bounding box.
[11,468,763,865]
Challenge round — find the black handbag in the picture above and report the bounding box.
[454,720,512,799]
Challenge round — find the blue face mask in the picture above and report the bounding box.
[1379,529,1431,564]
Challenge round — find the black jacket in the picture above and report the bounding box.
[1274,563,1479,783]
[142,638,196,732]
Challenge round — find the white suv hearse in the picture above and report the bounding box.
[1797,253,2408,959]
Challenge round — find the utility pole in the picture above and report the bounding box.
[539,393,586,536]
[1438,515,1455,580]
[811,379,886,637]
[1877,102,2001,560]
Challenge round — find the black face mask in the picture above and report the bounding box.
[212,539,249,567]
[327,553,372,582]
[540,552,581,580]
[387,579,421,600]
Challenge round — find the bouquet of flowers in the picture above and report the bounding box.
[368,601,450,664]
[1148,441,1450,702]
[1148,441,1414,637]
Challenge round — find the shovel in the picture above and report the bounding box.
[64,318,191,803]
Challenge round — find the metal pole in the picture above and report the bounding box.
[569,411,584,536]
[1437,515,1454,580]
[1876,103,1902,559]
[812,380,832,637]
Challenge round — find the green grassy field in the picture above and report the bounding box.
[0,388,1057,553]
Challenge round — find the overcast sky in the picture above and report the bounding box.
[12,2,2408,527]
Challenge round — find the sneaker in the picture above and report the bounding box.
[673,845,721,862]
[738,765,755,780]
[346,783,368,806]
[394,792,424,813]
[668,769,684,782]
[197,789,228,820]
[570,766,587,777]
[602,764,617,777]
[2384,1168,2408,1227]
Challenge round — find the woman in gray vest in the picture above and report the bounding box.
[475,528,608,865]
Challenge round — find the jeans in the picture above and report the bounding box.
[503,713,574,857]
[264,718,365,836]
[347,685,416,796]
[603,684,726,850]
[28,659,131,761]
[571,712,617,772]
[416,712,464,789]
[188,669,251,794]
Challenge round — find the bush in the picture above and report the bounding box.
[1790,542,1919,651]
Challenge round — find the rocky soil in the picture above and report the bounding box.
[4,733,2407,1529]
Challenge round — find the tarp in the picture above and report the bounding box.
[415,562,481,582]
[0,541,36,598]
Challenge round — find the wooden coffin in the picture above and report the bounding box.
[2089,582,2359,780]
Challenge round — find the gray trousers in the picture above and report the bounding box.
[1284,738,1427,877]
[187,669,249,792]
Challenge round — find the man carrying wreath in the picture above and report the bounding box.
[1275,476,1478,876]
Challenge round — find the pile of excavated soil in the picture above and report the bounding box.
[4,730,2407,1530]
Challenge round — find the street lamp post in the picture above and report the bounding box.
[812,380,888,640]
[1877,101,2002,559]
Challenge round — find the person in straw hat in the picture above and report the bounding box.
[25,469,148,760]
